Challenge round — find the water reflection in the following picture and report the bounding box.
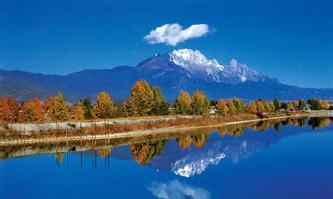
[1,117,333,176]
[147,180,210,199]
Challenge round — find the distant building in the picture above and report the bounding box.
[209,106,216,114]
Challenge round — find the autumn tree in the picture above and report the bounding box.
[232,98,245,114]
[69,102,85,121]
[320,100,331,110]
[245,101,258,114]
[48,92,69,121]
[0,96,20,123]
[216,100,229,116]
[226,98,245,114]
[151,87,169,115]
[43,95,54,121]
[191,91,210,115]
[173,91,192,115]
[245,99,273,114]
[18,97,45,122]
[92,91,115,119]
[126,80,154,116]
[227,100,237,114]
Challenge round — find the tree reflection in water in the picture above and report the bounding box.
[129,140,167,164]
[1,117,332,167]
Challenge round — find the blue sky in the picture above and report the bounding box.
[0,0,332,88]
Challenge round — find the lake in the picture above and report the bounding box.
[1,117,333,199]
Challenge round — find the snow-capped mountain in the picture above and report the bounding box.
[137,49,278,84]
[1,48,333,101]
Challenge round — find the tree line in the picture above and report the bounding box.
[0,79,332,123]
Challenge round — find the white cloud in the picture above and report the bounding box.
[147,180,211,199]
[144,23,211,46]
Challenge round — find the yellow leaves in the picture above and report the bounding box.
[174,91,192,115]
[191,90,210,115]
[92,91,115,119]
[127,80,154,116]
[48,92,69,121]
[245,101,258,114]
[320,100,331,110]
[245,99,273,114]
[216,100,229,115]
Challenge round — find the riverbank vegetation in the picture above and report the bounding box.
[1,117,332,163]
[0,79,332,124]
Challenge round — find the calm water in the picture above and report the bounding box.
[1,117,333,199]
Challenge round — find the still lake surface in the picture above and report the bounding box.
[1,117,333,199]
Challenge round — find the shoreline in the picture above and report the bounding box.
[0,113,309,146]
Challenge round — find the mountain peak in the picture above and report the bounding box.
[169,49,223,70]
[137,48,278,84]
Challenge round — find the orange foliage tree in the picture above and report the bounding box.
[0,96,20,123]
[69,102,85,121]
[320,100,331,110]
[126,80,154,116]
[18,97,45,122]
[48,92,69,121]
[92,91,115,119]
[191,91,210,115]
[174,91,192,115]
[216,100,229,115]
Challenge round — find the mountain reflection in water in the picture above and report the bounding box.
[1,117,332,177]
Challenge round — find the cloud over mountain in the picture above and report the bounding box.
[144,23,210,46]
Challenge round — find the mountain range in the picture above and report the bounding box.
[1,48,332,102]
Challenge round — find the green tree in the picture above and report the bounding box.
[173,91,192,115]
[273,98,281,111]
[80,97,93,119]
[92,91,115,119]
[191,91,210,115]
[151,87,169,115]
[308,98,321,110]
[298,99,306,110]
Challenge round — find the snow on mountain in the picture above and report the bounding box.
[172,151,225,177]
[169,49,225,82]
[137,48,278,84]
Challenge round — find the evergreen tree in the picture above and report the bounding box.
[273,98,281,111]
[151,87,169,115]
[308,98,321,110]
[80,97,93,119]
[298,99,306,110]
